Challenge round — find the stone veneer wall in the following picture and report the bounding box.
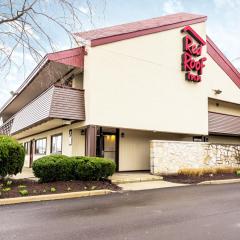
[150,140,240,175]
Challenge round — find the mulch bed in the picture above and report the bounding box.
[0,179,121,199]
[163,173,240,184]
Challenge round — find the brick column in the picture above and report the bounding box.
[85,125,97,156]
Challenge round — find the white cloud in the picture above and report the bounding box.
[79,6,90,15]
[162,0,184,14]
[213,0,240,9]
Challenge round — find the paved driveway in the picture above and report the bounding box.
[1,183,240,240]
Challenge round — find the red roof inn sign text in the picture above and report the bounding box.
[181,26,207,82]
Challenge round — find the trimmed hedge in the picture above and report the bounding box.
[32,155,116,182]
[74,156,116,181]
[0,135,25,178]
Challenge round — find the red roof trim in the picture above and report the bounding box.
[47,47,85,69]
[206,36,240,88]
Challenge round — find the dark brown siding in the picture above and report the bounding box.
[50,87,85,120]
[11,87,54,134]
[0,118,14,135]
[8,86,85,135]
[209,112,240,136]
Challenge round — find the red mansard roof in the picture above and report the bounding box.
[75,12,207,47]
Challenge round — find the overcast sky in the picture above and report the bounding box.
[0,0,240,108]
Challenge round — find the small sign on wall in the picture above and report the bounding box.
[193,136,208,142]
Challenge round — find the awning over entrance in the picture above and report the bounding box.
[0,47,85,122]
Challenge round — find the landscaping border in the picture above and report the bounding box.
[0,189,113,206]
[198,178,240,185]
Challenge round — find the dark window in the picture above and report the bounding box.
[51,134,62,154]
[35,138,47,155]
[24,142,29,154]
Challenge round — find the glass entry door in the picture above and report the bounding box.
[103,134,116,161]
[96,128,119,169]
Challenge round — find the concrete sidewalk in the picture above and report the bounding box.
[12,167,36,180]
[109,172,163,184]
[118,180,187,191]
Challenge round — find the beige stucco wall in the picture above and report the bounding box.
[84,22,209,136]
[72,128,85,156]
[206,57,240,104]
[208,99,240,116]
[19,124,86,167]
[119,129,190,171]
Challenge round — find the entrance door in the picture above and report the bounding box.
[103,134,116,161]
[96,128,119,170]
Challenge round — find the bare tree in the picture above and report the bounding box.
[0,0,105,74]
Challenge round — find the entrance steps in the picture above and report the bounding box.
[109,172,163,184]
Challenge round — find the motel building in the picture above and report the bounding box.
[0,12,240,174]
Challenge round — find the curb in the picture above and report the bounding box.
[111,177,163,184]
[198,178,240,185]
[0,189,112,206]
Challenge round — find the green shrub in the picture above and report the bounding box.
[32,155,74,182]
[2,187,11,192]
[6,180,12,186]
[19,189,28,196]
[0,135,25,178]
[50,187,56,193]
[74,157,116,181]
[32,155,116,182]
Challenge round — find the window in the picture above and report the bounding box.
[51,134,62,154]
[24,142,29,154]
[35,138,47,155]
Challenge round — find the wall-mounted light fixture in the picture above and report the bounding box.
[213,89,222,95]
[81,129,85,135]
[69,129,72,145]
